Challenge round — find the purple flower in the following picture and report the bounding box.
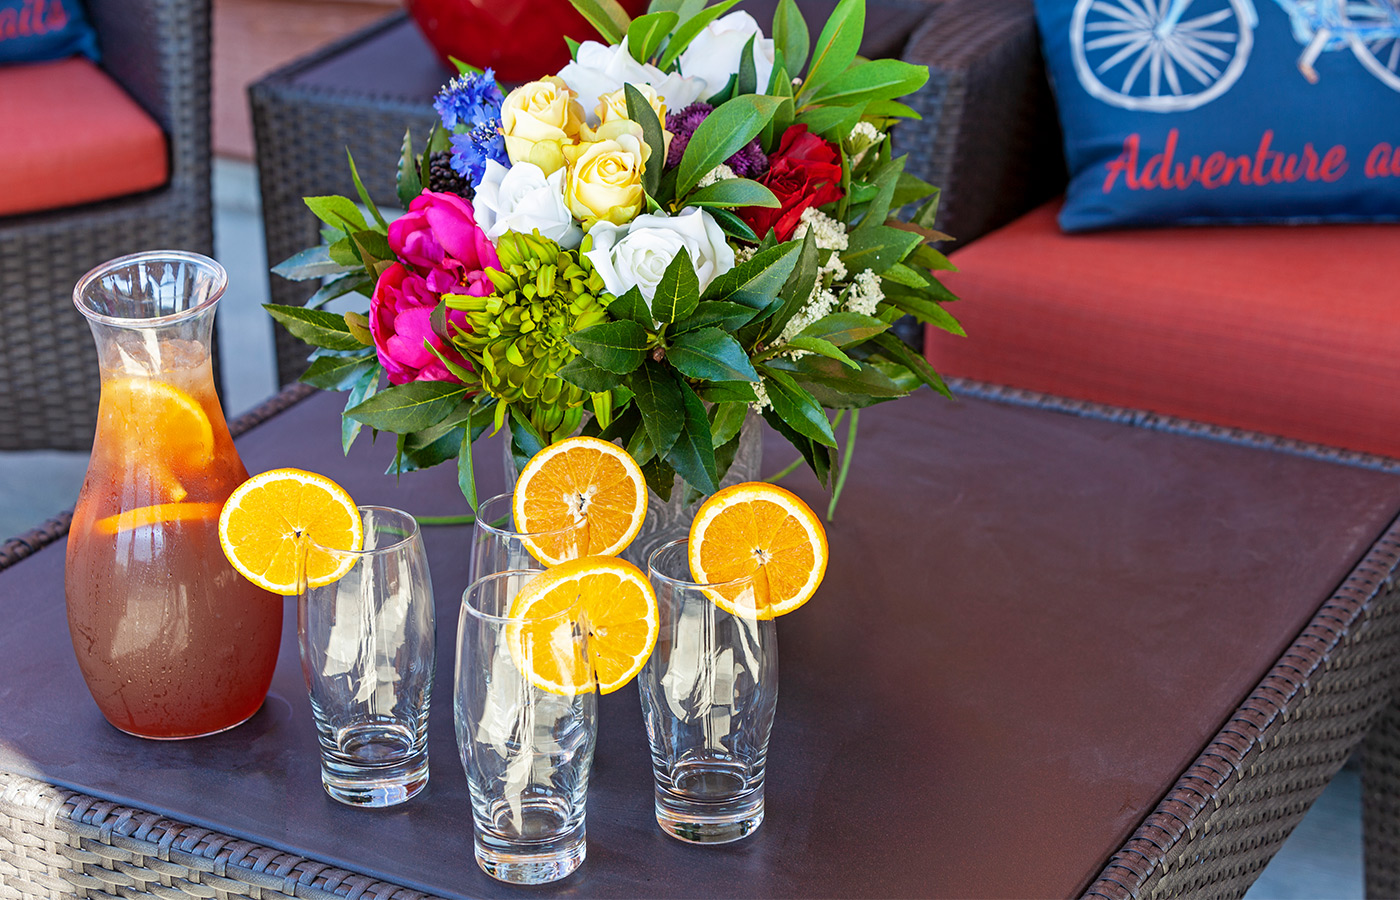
[666,102,714,168]
[665,101,768,178]
[435,69,504,131]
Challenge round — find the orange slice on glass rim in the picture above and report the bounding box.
[512,435,648,565]
[506,556,659,695]
[688,482,829,619]
[217,468,363,594]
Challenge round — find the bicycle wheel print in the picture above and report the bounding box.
[1071,0,1258,111]
[1346,0,1400,91]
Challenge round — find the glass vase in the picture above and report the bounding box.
[502,411,763,567]
[65,251,282,739]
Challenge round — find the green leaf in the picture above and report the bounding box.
[841,224,923,274]
[685,178,780,209]
[882,287,965,336]
[703,240,802,308]
[641,455,676,501]
[799,310,890,346]
[865,99,919,119]
[305,272,372,309]
[349,229,395,274]
[608,286,653,325]
[892,172,938,209]
[651,247,700,324]
[871,332,952,397]
[856,154,903,231]
[507,407,547,474]
[391,427,463,474]
[272,245,353,282]
[766,354,906,407]
[304,195,367,235]
[657,0,740,69]
[913,187,941,230]
[629,360,686,457]
[696,381,758,403]
[783,335,858,369]
[709,400,749,447]
[625,83,667,199]
[811,58,929,107]
[668,327,760,382]
[706,207,760,242]
[342,366,378,453]
[799,0,865,100]
[559,355,624,392]
[627,10,677,62]
[565,35,583,58]
[345,150,388,230]
[665,381,718,495]
[881,261,927,288]
[328,236,360,268]
[671,300,760,334]
[397,129,422,209]
[908,241,956,272]
[567,0,631,43]
[568,320,650,373]
[759,366,837,446]
[736,33,758,96]
[772,0,810,77]
[763,228,819,341]
[761,85,795,151]
[300,352,378,391]
[458,427,478,511]
[677,94,784,196]
[762,409,833,487]
[264,303,365,351]
[347,380,469,432]
[793,104,862,141]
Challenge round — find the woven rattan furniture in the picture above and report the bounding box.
[0,0,215,451]
[4,381,1400,898]
[249,2,944,387]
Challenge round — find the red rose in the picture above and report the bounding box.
[738,125,844,241]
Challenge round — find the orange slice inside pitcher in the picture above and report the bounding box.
[100,377,215,502]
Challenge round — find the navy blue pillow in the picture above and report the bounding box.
[1035,0,1400,230]
[0,0,100,64]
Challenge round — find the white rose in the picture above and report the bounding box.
[473,160,582,249]
[678,12,776,100]
[586,207,736,306]
[557,41,709,124]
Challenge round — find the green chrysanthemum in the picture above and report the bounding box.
[445,231,610,440]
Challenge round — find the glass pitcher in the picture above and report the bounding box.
[66,251,281,739]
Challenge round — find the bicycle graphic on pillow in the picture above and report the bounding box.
[1071,0,1400,111]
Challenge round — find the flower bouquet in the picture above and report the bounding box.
[267,0,961,515]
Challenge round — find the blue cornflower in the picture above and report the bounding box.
[449,121,509,188]
[434,68,504,132]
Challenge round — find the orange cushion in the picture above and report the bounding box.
[926,201,1400,458]
[0,57,168,216]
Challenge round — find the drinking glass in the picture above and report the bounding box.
[469,492,587,580]
[297,506,435,807]
[455,570,597,884]
[640,540,778,843]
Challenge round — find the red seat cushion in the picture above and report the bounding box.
[0,57,168,216]
[926,201,1400,458]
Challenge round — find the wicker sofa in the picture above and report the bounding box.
[0,0,214,451]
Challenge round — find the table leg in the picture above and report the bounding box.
[1365,691,1400,897]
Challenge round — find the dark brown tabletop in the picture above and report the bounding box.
[4,387,1400,898]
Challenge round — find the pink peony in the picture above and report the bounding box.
[369,263,473,385]
[387,190,500,295]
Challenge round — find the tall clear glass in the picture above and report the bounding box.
[298,506,436,807]
[66,251,281,739]
[469,492,586,581]
[640,540,778,843]
[456,570,597,884]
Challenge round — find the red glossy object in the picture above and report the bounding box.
[406,0,649,83]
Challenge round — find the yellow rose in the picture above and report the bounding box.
[590,85,672,158]
[563,121,651,227]
[500,76,585,175]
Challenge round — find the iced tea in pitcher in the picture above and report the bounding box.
[66,252,281,739]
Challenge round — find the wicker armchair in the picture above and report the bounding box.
[0,0,214,451]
